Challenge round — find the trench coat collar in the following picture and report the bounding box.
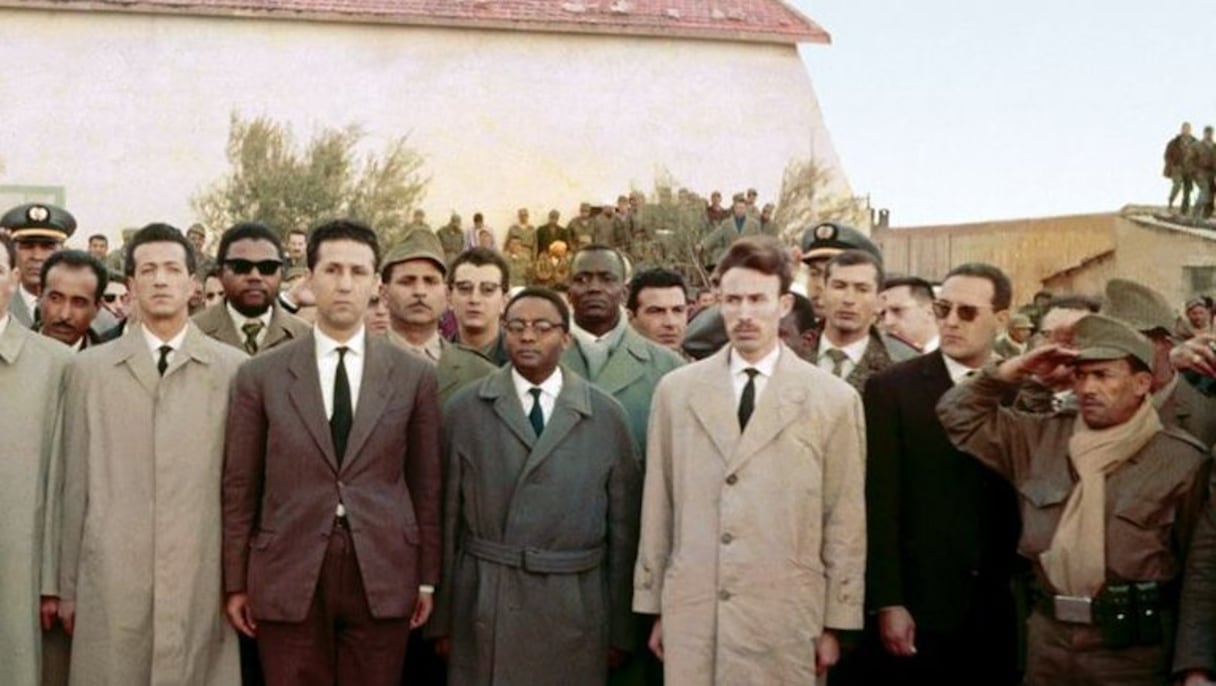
[480,364,593,482]
[0,316,30,364]
[564,324,652,394]
[112,321,219,396]
[689,343,807,470]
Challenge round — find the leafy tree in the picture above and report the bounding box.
[773,158,868,241]
[192,113,428,246]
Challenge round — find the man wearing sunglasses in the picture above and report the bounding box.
[193,222,309,356]
[863,262,1022,686]
[430,287,640,685]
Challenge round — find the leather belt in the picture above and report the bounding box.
[463,536,604,574]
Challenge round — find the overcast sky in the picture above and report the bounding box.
[793,0,1214,226]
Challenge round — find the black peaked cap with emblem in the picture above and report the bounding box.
[1,203,76,243]
[800,222,880,264]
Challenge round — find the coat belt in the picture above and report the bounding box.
[463,536,604,574]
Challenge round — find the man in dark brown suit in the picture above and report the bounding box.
[222,219,442,685]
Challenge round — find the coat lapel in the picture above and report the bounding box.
[340,338,392,470]
[516,369,592,485]
[113,324,165,396]
[0,319,28,365]
[287,333,339,472]
[593,328,648,395]
[687,347,738,463]
[163,323,216,379]
[482,367,537,452]
[729,347,806,472]
[264,307,299,349]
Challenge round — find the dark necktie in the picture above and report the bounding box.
[825,348,849,378]
[528,387,545,437]
[737,368,759,431]
[157,345,172,376]
[331,347,353,464]
[241,321,264,355]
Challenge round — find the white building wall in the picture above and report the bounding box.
[0,8,848,245]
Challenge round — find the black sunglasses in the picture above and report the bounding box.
[224,259,282,276]
[932,299,993,323]
[102,294,118,303]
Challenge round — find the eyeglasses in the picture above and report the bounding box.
[102,294,119,303]
[932,299,994,322]
[453,281,502,297]
[224,259,282,276]
[503,319,563,335]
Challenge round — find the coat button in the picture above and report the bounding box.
[718,590,731,601]
[721,533,733,544]
[725,474,738,485]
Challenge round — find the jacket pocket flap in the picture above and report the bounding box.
[1018,478,1071,508]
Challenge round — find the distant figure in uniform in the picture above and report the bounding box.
[1192,126,1216,219]
[1187,296,1214,335]
[536,209,569,256]
[1166,122,1198,213]
[436,213,465,267]
[506,208,537,258]
[286,229,308,270]
[566,203,595,251]
[993,312,1034,358]
[698,197,762,267]
[939,314,1210,686]
[0,203,74,328]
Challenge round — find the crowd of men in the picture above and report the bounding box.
[1165,121,1216,218]
[6,195,1216,686]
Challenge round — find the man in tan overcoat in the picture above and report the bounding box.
[57,224,246,685]
[634,236,866,683]
[0,234,71,686]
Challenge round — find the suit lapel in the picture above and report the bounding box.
[483,368,537,452]
[0,319,28,365]
[114,323,166,395]
[436,338,460,400]
[688,348,738,463]
[594,328,648,395]
[340,338,393,470]
[264,307,298,349]
[516,370,591,485]
[729,347,806,472]
[287,333,339,472]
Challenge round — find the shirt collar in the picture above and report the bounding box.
[389,328,443,363]
[511,366,563,400]
[922,335,941,352]
[19,284,37,310]
[729,343,781,378]
[821,333,870,364]
[141,322,189,355]
[0,314,8,340]
[572,313,628,349]
[315,325,366,359]
[1152,373,1179,409]
[941,352,983,385]
[226,301,272,330]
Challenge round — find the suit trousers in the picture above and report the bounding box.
[257,521,411,686]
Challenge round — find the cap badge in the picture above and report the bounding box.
[27,205,49,223]
[814,223,836,240]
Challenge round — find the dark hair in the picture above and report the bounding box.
[40,249,108,303]
[88,233,108,244]
[825,249,885,287]
[943,262,1013,311]
[287,228,308,239]
[572,244,628,280]
[473,212,484,223]
[125,223,197,277]
[306,219,380,271]
[881,275,935,303]
[784,291,817,333]
[1128,356,1152,375]
[0,234,15,271]
[216,221,285,265]
[714,236,792,295]
[1047,294,1102,314]
[205,265,223,281]
[627,267,687,313]
[448,247,510,290]
[506,286,571,332]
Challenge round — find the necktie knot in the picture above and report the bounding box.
[157,345,173,376]
[824,348,849,377]
[241,321,265,355]
[528,387,545,437]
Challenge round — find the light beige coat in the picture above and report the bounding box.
[633,344,866,684]
[58,323,245,686]
[0,323,70,686]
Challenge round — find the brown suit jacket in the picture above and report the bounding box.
[193,301,310,354]
[222,332,442,622]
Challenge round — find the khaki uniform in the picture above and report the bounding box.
[566,217,594,250]
[938,369,1210,686]
[505,224,537,258]
[504,251,533,288]
[436,225,465,265]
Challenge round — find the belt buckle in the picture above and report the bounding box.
[1053,595,1094,624]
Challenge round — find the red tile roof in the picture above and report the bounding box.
[5,0,829,45]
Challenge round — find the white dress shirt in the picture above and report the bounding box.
[140,323,189,369]
[729,344,781,405]
[942,352,982,385]
[227,302,271,347]
[512,366,563,425]
[817,335,870,379]
[18,284,36,317]
[316,326,366,419]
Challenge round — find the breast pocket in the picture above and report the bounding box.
[1016,477,1071,554]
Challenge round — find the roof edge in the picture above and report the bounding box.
[0,0,831,46]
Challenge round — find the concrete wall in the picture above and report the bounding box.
[1112,217,1216,307]
[0,8,848,248]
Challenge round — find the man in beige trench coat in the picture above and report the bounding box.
[0,233,71,686]
[57,224,246,685]
[633,236,867,683]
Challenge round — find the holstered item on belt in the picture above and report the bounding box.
[1034,581,1168,648]
[463,536,605,574]
[1095,584,1134,649]
[1133,582,1163,645]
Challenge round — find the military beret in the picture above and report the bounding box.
[1104,279,1176,335]
[1072,314,1153,370]
[1,203,76,243]
[382,229,447,275]
[681,305,728,360]
[1185,296,1211,311]
[800,222,881,264]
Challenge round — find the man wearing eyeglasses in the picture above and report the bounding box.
[447,247,511,366]
[862,262,1022,685]
[193,222,309,356]
[430,286,641,685]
